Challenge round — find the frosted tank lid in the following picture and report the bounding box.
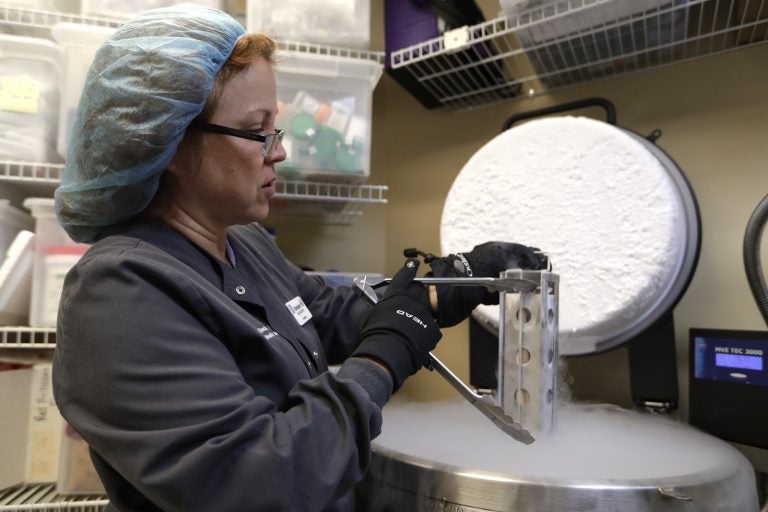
[440,116,699,355]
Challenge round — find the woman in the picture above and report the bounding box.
[53,6,543,511]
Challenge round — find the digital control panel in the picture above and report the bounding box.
[689,328,768,450]
[694,335,767,386]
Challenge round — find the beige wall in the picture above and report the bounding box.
[274,4,768,420]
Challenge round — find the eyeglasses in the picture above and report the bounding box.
[199,122,284,158]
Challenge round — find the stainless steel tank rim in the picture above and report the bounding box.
[369,442,739,493]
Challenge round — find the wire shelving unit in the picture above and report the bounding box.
[0,161,388,223]
[0,484,107,512]
[389,0,768,110]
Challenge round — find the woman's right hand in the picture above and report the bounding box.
[351,259,442,391]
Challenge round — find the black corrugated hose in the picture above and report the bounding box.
[743,193,768,327]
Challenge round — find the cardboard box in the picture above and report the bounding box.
[57,423,105,494]
[25,362,64,483]
[0,366,32,491]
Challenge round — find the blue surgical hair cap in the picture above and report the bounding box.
[55,5,245,243]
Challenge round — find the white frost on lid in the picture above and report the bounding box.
[440,116,685,353]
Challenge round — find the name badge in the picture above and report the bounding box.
[285,296,312,326]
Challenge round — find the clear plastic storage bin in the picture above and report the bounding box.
[0,200,34,324]
[0,199,33,258]
[81,0,221,19]
[274,51,382,183]
[247,0,371,49]
[0,230,34,326]
[52,23,116,160]
[0,35,62,163]
[23,198,88,328]
[1,0,79,12]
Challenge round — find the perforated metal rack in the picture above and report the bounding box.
[0,484,107,512]
[389,0,768,110]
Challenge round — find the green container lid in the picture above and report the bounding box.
[289,113,317,140]
[276,161,304,181]
[335,143,363,173]
[308,126,342,164]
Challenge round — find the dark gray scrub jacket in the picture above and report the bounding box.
[52,219,393,511]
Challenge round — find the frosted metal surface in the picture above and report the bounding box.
[440,116,695,355]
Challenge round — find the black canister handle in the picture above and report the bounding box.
[502,97,617,131]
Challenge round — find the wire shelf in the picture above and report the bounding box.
[0,162,388,223]
[0,4,122,30]
[0,161,62,197]
[279,40,384,64]
[0,161,62,183]
[272,180,388,224]
[0,483,107,511]
[0,327,56,349]
[389,0,768,110]
[276,180,388,203]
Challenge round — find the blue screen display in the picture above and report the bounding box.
[694,336,768,387]
[715,353,763,371]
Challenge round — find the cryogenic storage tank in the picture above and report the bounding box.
[357,105,759,510]
[358,400,758,511]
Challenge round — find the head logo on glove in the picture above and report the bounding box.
[396,309,430,329]
[353,258,442,392]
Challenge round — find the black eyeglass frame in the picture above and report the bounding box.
[198,122,284,157]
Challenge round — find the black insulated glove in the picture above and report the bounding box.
[422,241,547,328]
[352,259,442,392]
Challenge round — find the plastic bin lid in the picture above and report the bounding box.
[336,144,362,173]
[51,23,116,47]
[308,126,342,163]
[22,197,55,218]
[277,50,383,88]
[289,113,318,139]
[0,199,32,227]
[0,34,62,65]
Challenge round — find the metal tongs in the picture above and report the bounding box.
[353,274,536,445]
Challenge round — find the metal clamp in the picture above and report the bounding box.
[355,275,538,300]
[352,274,536,445]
